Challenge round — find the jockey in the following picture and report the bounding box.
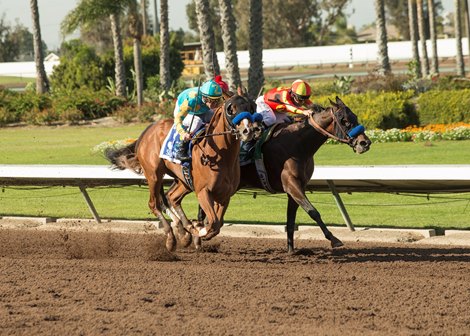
[255,79,314,127]
[174,79,223,162]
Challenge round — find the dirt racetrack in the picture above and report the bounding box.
[1,221,470,336]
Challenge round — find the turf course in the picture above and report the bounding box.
[0,124,469,231]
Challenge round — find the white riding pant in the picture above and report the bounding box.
[255,96,290,126]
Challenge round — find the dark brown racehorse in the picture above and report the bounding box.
[105,90,256,251]
[237,96,371,253]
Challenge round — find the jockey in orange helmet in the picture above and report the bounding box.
[255,79,314,127]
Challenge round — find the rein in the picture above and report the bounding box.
[308,109,350,144]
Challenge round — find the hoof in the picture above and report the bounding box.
[330,236,344,248]
[179,232,193,248]
[203,229,220,241]
[165,233,177,252]
[193,236,202,250]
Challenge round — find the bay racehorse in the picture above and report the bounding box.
[105,90,256,251]
[238,96,371,253]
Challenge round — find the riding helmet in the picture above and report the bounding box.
[290,79,312,99]
[200,80,223,99]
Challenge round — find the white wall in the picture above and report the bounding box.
[216,38,469,70]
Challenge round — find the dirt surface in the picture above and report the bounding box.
[1,220,470,336]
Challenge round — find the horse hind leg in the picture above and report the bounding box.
[147,178,176,252]
[162,182,192,248]
[290,192,343,249]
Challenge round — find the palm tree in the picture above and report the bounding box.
[128,0,144,106]
[141,0,147,36]
[455,0,465,76]
[463,0,470,62]
[30,0,49,94]
[374,0,391,75]
[408,0,422,78]
[195,0,220,79]
[248,0,264,98]
[428,0,439,75]
[153,0,159,35]
[417,0,429,76]
[61,0,129,97]
[159,0,170,92]
[218,0,241,90]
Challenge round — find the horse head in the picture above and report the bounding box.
[309,96,371,154]
[222,87,257,142]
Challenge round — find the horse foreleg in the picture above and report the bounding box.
[203,201,228,240]
[196,189,219,239]
[286,195,299,253]
[286,185,343,249]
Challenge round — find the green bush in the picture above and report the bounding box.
[416,89,470,125]
[49,40,106,92]
[317,91,418,129]
[52,89,126,121]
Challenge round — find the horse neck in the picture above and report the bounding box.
[203,105,239,155]
[284,111,332,157]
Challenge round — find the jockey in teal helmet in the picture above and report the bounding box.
[173,79,223,162]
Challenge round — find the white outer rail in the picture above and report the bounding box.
[1,164,469,229]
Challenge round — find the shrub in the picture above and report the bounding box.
[352,72,408,93]
[416,89,470,125]
[317,91,418,129]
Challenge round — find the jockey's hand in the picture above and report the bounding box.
[183,132,191,141]
[302,109,313,116]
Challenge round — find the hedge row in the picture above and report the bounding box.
[317,89,470,129]
[0,89,127,125]
[1,88,470,129]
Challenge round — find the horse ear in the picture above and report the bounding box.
[328,98,338,107]
[335,96,344,106]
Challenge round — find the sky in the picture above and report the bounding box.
[0,0,455,51]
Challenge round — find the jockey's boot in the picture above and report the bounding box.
[175,140,190,162]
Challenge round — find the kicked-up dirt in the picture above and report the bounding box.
[1,223,470,335]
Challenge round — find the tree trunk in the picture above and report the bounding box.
[110,13,126,97]
[141,0,147,36]
[428,0,439,75]
[159,0,170,92]
[417,0,430,76]
[463,0,470,64]
[129,0,144,106]
[134,38,144,106]
[218,0,241,90]
[374,0,391,75]
[455,0,465,76]
[195,0,220,78]
[247,0,264,98]
[30,0,49,94]
[408,0,422,78]
[153,0,159,35]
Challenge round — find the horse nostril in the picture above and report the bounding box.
[243,129,249,134]
[359,140,369,148]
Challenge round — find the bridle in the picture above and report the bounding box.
[191,95,252,141]
[307,106,365,146]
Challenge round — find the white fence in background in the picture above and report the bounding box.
[0,38,468,78]
[218,38,469,70]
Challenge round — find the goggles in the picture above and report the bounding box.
[293,93,310,102]
[202,96,221,104]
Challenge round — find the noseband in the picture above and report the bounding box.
[308,107,365,145]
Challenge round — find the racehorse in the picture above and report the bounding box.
[241,96,371,252]
[197,96,371,253]
[105,90,257,252]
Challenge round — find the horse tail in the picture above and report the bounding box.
[104,141,142,174]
